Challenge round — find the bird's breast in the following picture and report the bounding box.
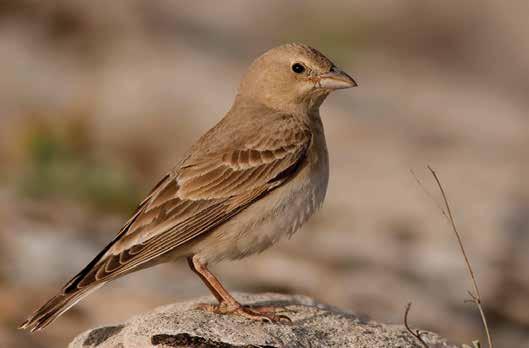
[243,118,329,242]
[191,116,329,264]
[193,125,328,264]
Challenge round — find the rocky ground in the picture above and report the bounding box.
[68,293,457,348]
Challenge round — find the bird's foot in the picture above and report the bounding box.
[195,302,292,324]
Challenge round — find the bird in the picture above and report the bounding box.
[19,43,357,332]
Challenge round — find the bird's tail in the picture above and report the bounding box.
[18,282,104,332]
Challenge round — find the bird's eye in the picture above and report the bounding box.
[291,63,305,74]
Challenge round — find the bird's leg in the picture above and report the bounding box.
[187,256,291,323]
[187,256,238,307]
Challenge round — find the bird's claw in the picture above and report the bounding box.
[195,302,293,324]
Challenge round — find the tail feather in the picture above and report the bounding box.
[19,283,104,332]
[19,221,126,332]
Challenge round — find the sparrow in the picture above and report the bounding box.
[20,43,357,331]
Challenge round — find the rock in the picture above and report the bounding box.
[69,293,457,348]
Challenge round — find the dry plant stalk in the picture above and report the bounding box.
[410,166,493,348]
[404,302,428,348]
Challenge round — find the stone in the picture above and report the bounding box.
[69,293,457,348]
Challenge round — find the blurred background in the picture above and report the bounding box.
[1,1,528,347]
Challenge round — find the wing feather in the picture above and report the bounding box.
[67,111,310,292]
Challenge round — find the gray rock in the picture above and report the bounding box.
[69,293,457,348]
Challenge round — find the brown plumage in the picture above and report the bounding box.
[20,43,357,331]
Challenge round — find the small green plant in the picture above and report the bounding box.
[16,116,141,214]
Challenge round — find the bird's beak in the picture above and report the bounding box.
[317,67,358,90]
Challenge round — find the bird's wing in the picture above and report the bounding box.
[65,111,311,292]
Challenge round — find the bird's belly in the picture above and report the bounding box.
[193,161,328,264]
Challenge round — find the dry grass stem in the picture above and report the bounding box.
[411,166,493,348]
[404,302,429,348]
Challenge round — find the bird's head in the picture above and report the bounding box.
[237,43,357,113]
